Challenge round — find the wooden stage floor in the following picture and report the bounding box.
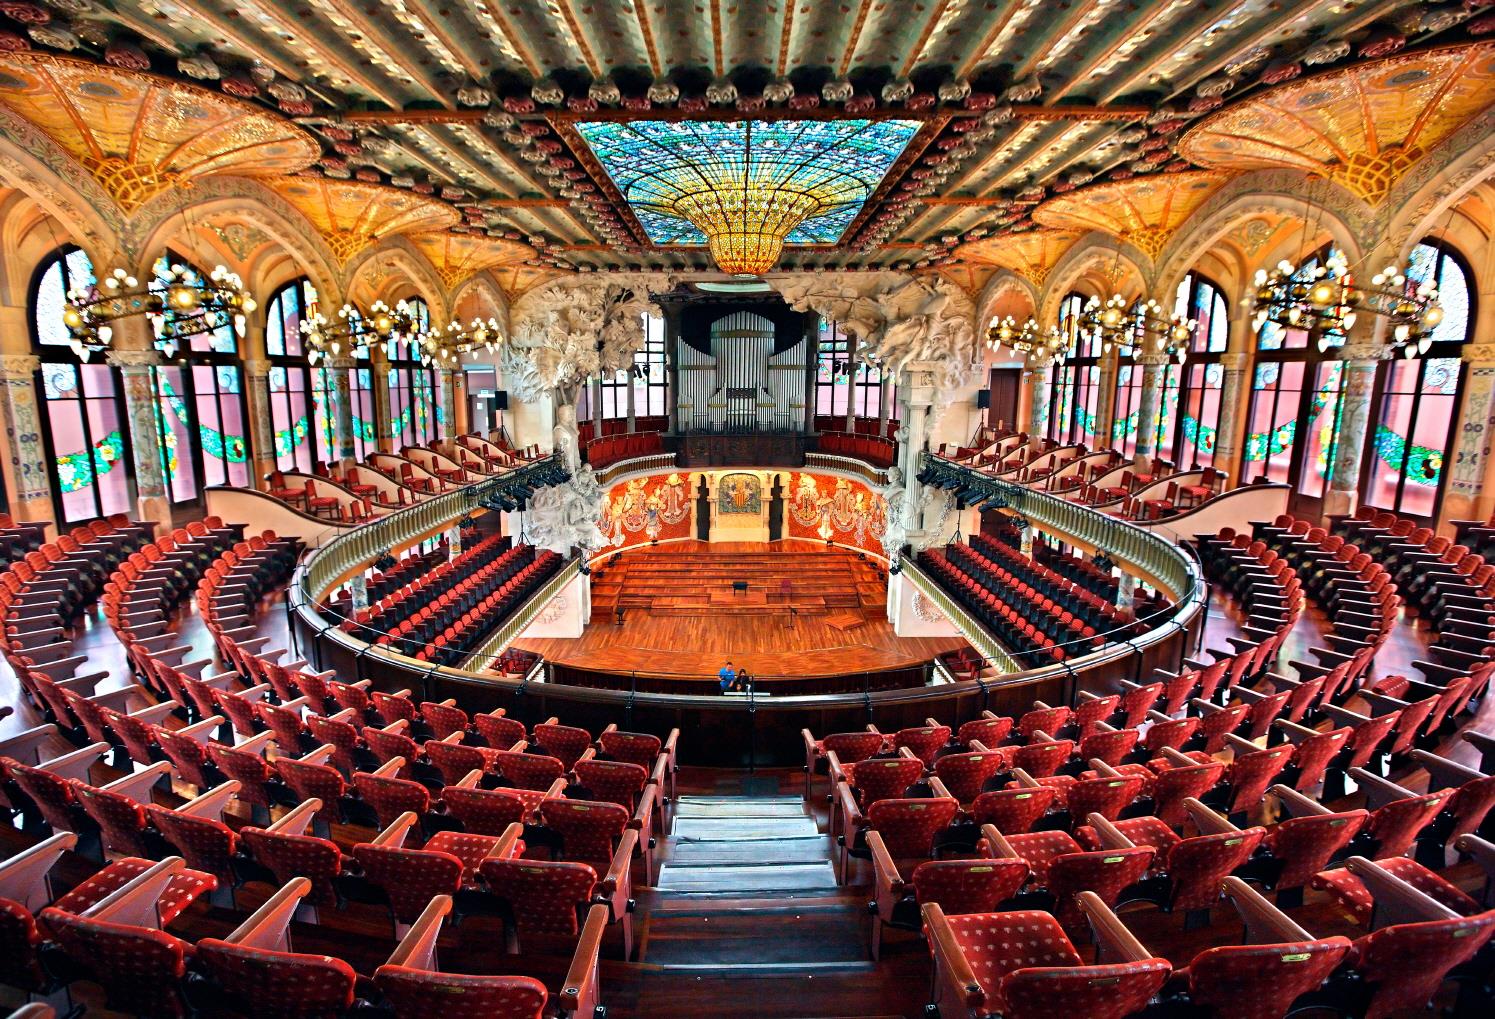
[511,540,967,680]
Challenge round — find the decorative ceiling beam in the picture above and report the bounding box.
[899,0,957,78]
[481,198,571,208]
[631,0,663,77]
[316,0,454,106]
[955,4,1027,81]
[838,0,878,79]
[1009,0,1104,84]
[320,103,1150,126]
[473,1,543,77]
[1043,0,1183,104]
[554,0,605,78]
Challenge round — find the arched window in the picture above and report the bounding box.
[1242,245,1349,514]
[29,246,133,523]
[1162,271,1229,468]
[1362,239,1472,520]
[1047,293,1100,445]
[148,252,250,504]
[386,297,438,448]
[265,277,338,472]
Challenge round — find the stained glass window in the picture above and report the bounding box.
[1111,362,1143,459]
[634,314,668,419]
[816,320,853,419]
[573,118,921,246]
[266,278,335,472]
[30,246,131,523]
[149,254,238,356]
[1162,272,1229,467]
[386,297,438,447]
[1364,240,1472,519]
[349,368,375,460]
[1047,294,1099,444]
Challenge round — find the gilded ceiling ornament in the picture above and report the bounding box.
[1033,170,1230,262]
[266,176,459,265]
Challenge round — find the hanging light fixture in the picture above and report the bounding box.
[417,317,504,367]
[1248,252,1443,358]
[301,299,411,364]
[1084,293,1194,364]
[988,315,1066,364]
[63,262,255,362]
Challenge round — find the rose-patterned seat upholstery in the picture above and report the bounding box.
[443,785,529,835]
[478,857,597,942]
[574,758,648,809]
[532,722,593,770]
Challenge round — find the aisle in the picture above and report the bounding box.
[627,782,913,1018]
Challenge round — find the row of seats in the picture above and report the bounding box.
[814,414,899,439]
[0,512,50,569]
[585,431,664,469]
[816,431,895,467]
[971,530,1166,630]
[0,533,677,1016]
[338,534,514,634]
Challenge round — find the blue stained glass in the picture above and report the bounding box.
[574,118,921,246]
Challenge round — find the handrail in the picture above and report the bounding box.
[460,557,582,671]
[296,453,564,604]
[899,558,1023,675]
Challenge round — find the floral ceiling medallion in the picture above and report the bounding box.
[0,51,318,213]
[266,177,459,265]
[1032,171,1231,262]
[407,230,538,290]
[1178,42,1495,206]
[953,229,1082,288]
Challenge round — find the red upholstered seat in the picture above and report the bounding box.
[423,830,513,880]
[847,756,924,806]
[1313,857,1481,927]
[374,965,549,1019]
[42,908,195,1018]
[195,937,358,1019]
[971,786,1055,835]
[240,827,343,906]
[934,909,1170,1019]
[1341,908,1495,1019]
[1262,809,1367,895]
[540,798,629,869]
[51,857,217,923]
[893,724,952,766]
[574,758,648,809]
[934,748,1008,803]
[598,729,662,768]
[1180,937,1351,1019]
[532,722,593,770]
[352,842,465,924]
[443,785,529,835]
[353,772,431,829]
[474,713,527,749]
[478,857,597,939]
[910,858,1029,916]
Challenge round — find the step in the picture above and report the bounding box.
[641,903,867,968]
[665,836,830,866]
[673,799,810,819]
[655,861,839,893]
[672,816,822,840]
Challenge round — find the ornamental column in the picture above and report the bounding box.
[1024,362,1048,436]
[241,358,275,486]
[898,362,939,542]
[1133,351,1171,471]
[105,336,170,530]
[1212,351,1250,483]
[328,356,357,466]
[664,304,683,434]
[625,371,637,433]
[877,371,892,439]
[802,312,819,435]
[0,351,56,527]
[439,368,458,440]
[1094,350,1119,452]
[371,346,395,453]
[1445,341,1495,526]
[1324,316,1390,519]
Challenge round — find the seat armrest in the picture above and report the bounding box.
[176,780,242,821]
[99,761,173,804]
[81,857,190,930]
[921,903,985,1012]
[266,798,322,835]
[1410,750,1484,792]
[370,811,419,848]
[1268,784,1332,817]
[222,877,311,952]
[1348,768,1418,809]
[1084,813,1138,850]
[1184,797,1240,836]
[0,831,78,910]
[384,894,453,970]
[1345,857,1462,930]
[1221,876,1314,944]
[1078,891,1154,964]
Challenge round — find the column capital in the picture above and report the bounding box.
[1338,341,1392,363]
[242,358,270,378]
[105,348,161,370]
[1462,343,1495,365]
[1136,351,1173,367]
[1218,351,1250,371]
[327,355,357,370]
[0,354,39,379]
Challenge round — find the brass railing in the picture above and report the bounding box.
[459,557,582,671]
[900,559,1023,675]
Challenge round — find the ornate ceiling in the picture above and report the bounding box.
[0,0,1489,283]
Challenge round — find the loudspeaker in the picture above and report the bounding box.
[493,392,509,411]
[976,389,991,409]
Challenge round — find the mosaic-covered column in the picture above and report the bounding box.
[439,368,458,440]
[241,358,275,485]
[106,345,170,529]
[328,356,357,465]
[1133,352,1170,470]
[1212,351,1249,482]
[802,312,819,435]
[372,346,394,453]
[1093,351,1119,453]
[1324,318,1390,519]
[898,362,940,540]
[0,352,55,526]
[1446,342,1495,524]
[1024,364,1047,436]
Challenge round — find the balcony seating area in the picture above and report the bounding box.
[917,531,1159,665]
[816,430,896,467]
[0,530,683,1017]
[814,414,899,440]
[576,417,667,446]
[335,535,563,667]
[585,430,665,469]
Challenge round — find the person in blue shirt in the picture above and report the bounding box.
[718,661,737,693]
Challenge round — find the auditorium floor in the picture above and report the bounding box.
[514,540,968,681]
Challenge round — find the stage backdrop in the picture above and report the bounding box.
[599,472,695,550]
[785,472,887,557]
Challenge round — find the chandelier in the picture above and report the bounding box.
[1083,294,1194,364]
[63,263,255,362]
[989,316,1066,364]
[302,300,411,364]
[418,317,504,368]
[669,186,825,276]
[1249,251,1443,358]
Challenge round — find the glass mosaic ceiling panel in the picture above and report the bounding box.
[574,119,921,246]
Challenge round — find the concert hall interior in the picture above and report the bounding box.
[2,1,1495,1017]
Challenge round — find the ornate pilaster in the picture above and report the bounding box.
[1446,342,1495,522]
[897,362,942,545]
[439,368,458,442]
[1133,352,1171,469]
[1213,351,1250,479]
[1025,364,1049,436]
[241,358,274,482]
[0,353,53,524]
[664,303,684,434]
[106,345,170,528]
[328,356,357,464]
[802,311,819,435]
[1324,321,1390,517]
[371,346,394,453]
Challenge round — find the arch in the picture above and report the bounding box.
[450,270,511,334]
[1154,170,1369,297]
[125,179,342,306]
[1039,233,1148,321]
[343,237,448,328]
[0,109,124,266]
[973,269,1039,331]
[1387,111,1495,263]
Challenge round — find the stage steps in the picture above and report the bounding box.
[591,548,886,616]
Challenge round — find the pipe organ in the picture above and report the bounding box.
[670,296,810,435]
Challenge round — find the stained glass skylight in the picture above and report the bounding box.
[574,118,921,254]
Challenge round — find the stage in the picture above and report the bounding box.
[510,540,967,687]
